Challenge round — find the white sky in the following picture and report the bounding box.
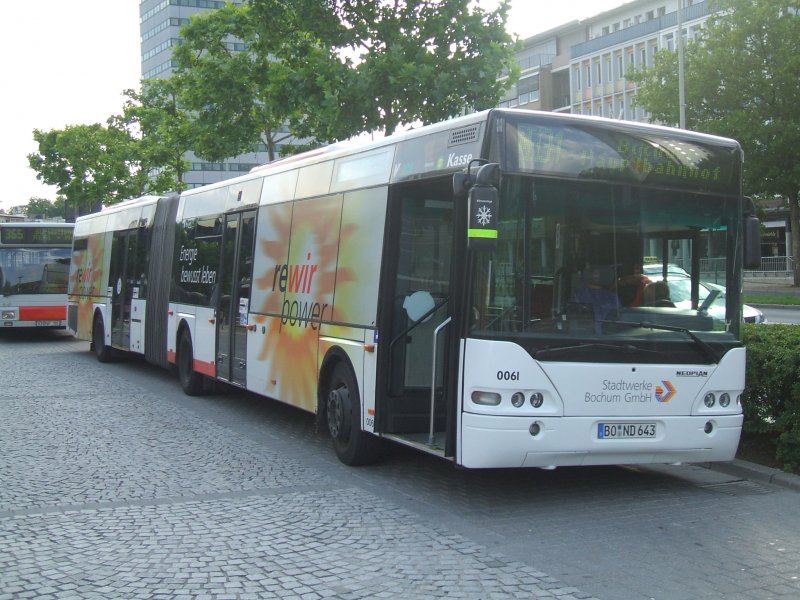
[0,0,624,213]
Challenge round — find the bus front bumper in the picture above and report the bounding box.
[459,412,743,469]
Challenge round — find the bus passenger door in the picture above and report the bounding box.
[381,181,454,447]
[109,230,137,350]
[215,210,257,386]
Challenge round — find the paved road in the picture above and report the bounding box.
[756,305,800,325]
[2,330,799,600]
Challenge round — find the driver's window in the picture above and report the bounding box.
[396,194,453,300]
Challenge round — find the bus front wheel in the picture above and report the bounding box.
[325,362,380,466]
[92,314,112,363]
[177,330,203,396]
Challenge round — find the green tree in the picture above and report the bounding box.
[28,123,147,214]
[629,0,800,284]
[24,197,65,220]
[314,0,520,135]
[172,0,519,160]
[114,79,194,194]
[172,1,310,162]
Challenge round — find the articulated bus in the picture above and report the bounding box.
[1,221,74,329]
[67,109,761,468]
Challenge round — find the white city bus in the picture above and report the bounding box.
[67,109,761,468]
[1,221,74,328]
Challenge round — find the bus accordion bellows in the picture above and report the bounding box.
[1,221,74,329]
[67,108,761,469]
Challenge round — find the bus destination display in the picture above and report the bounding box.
[512,120,739,193]
[1,226,74,246]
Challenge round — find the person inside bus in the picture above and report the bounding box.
[572,265,621,333]
[642,280,675,307]
[617,261,651,307]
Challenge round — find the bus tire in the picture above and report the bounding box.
[325,362,380,466]
[92,313,112,363]
[177,330,203,396]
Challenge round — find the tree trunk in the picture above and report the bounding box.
[790,192,800,287]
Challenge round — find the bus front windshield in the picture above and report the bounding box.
[0,248,71,296]
[468,176,744,361]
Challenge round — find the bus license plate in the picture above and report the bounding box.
[598,423,656,439]
[35,320,60,327]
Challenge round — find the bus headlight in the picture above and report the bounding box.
[471,391,501,406]
[511,392,525,408]
[704,393,716,408]
[530,392,544,408]
[719,393,731,408]
[2,310,16,320]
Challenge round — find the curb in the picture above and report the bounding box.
[704,459,800,492]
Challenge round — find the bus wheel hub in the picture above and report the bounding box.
[327,387,351,440]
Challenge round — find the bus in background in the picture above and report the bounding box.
[67,109,761,469]
[1,221,74,329]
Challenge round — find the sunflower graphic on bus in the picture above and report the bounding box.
[251,191,385,412]
[68,232,110,340]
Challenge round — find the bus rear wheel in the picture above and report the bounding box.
[177,330,203,396]
[325,362,380,466]
[92,314,112,363]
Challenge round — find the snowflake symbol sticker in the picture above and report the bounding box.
[475,205,493,226]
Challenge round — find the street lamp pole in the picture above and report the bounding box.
[677,0,686,128]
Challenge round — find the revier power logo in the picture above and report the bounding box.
[655,380,676,403]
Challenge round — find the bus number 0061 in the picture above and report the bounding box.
[497,370,519,381]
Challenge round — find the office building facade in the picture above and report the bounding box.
[501,0,711,123]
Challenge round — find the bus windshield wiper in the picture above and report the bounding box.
[534,342,639,359]
[604,319,720,363]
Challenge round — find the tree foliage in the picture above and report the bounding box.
[172,0,519,159]
[27,123,147,213]
[629,0,800,283]
[316,0,520,135]
[24,197,65,220]
[115,79,194,193]
[172,1,311,162]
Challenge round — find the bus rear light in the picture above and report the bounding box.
[2,310,16,320]
[471,391,501,406]
[511,392,525,407]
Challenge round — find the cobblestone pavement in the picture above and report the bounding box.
[0,332,595,600]
[2,330,800,600]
